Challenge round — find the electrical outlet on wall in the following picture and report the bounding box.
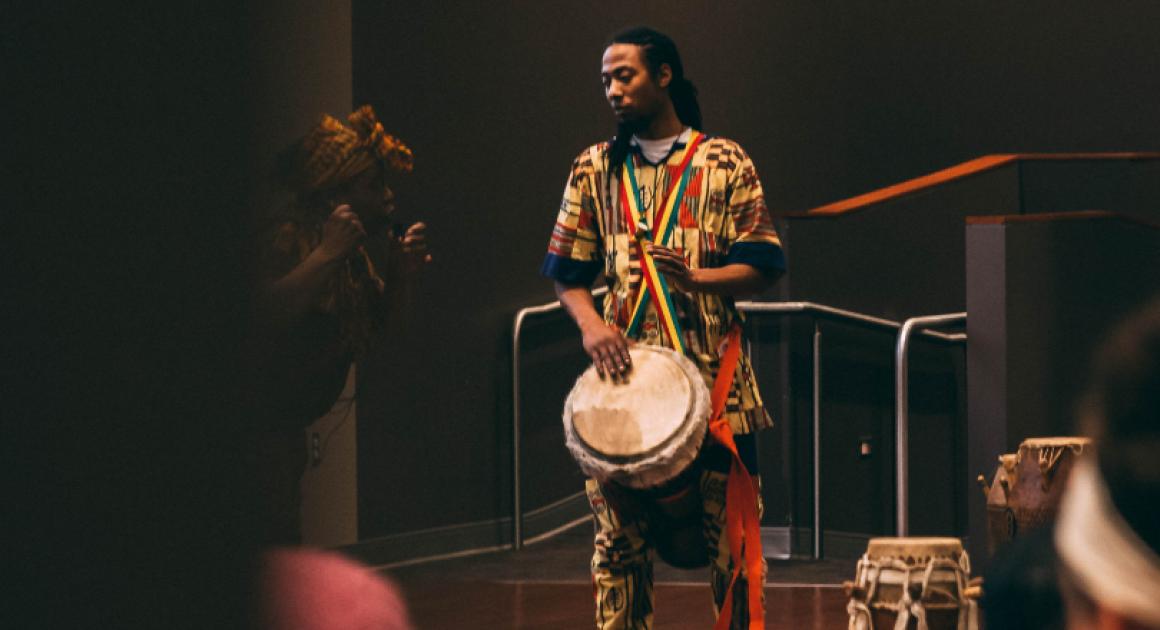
[311,432,321,467]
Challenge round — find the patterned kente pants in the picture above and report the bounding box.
[586,435,765,629]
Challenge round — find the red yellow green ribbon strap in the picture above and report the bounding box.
[709,325,765,630]
[620,131,705,351]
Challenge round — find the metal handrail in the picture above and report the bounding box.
[512,298,965,554]
[894,312,967,536]
[734,301,966,343]
[732,301,964,558]
[811,323,822,558]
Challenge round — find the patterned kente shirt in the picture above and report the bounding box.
[541,129,786,434]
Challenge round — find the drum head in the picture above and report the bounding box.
[569,346,695,458]
[865,537,964,563]
[563,345,710,489]
[1019,436,1091,450]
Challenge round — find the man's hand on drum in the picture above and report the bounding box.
[647,244,697,293]
[581,320,632,380]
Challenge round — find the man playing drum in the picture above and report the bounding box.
[541,26,785,629]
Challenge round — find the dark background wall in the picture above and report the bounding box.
[7,3,260,626]
[6,1,358,624]
[349,0,1160,544]
[966,216,1160,565]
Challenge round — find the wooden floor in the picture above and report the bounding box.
[399,580,847,629]
[384,526,853,629]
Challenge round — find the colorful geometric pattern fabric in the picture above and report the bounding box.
[543,132,785,434]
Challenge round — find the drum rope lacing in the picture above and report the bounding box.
[1034,443,1085,481]
[1009,438,1089,489]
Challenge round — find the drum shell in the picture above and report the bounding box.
[871,608,961,630]
[985,504,1016,554]
[600,459,709,569]
[1007,438,1089,535]
[980,439,1088,554]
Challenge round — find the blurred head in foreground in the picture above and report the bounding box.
[1055,297,1160,630]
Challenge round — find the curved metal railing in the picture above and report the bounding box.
[894,312,967,536]
[512,298,965,555]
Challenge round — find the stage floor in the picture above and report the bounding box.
[384,525,853,629]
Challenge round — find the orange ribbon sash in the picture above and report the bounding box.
[709,325,765,630]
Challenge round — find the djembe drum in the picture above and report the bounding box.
[977,436,1090,552]
[844,538,981,630]
[563,344,711,568]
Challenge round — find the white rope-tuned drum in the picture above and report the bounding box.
[563,344,711,490]
[845,537,981,630]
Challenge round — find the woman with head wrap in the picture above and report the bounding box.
[268,105,429,356]
[251,106,430,543]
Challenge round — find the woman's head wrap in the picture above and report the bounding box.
[296,105,413,193]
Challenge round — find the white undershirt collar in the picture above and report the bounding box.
[631,127,692,164]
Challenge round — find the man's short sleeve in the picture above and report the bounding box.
[541,150,603,286]
[723,146,786,277]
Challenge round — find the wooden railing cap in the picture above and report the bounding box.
[786,152,1160,218]
[967,210,1160,229]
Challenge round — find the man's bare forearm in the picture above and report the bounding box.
[555,281,632,377]
[688,263,779,298]
[554,281,605,332]
[647,244,779,298]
